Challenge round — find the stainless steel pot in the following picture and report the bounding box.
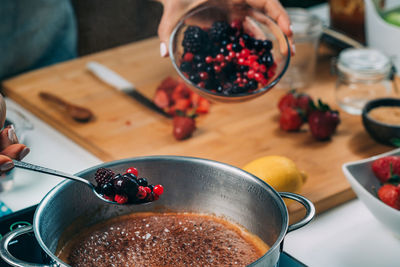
[0,156,315,267]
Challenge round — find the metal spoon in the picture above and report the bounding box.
[39,92,94,122]
[13,160,137,205]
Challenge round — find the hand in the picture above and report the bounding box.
[0,126,30,173]
[157,0,294,57]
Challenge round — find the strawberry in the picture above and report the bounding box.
[278,90,297,112]
[371,156,400,183]
[170,98,191,115]
[173,113,196,140]
[308,99,340,140]
[377,184,400,210]
[195,98,210,114]
[153,90,170,109]
[296,94,313,116]
[156,77,179,95]
[278,90,313,115]
[280,107,304,131]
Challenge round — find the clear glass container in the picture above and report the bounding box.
[335,48,393,115]
[277,8,323,89]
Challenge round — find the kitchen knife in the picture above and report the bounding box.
[87,61,171,118]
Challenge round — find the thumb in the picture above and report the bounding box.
[158,0,185,57]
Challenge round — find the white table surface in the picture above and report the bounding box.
[1,4,400,266]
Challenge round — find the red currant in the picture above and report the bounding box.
[205,56,213,64]
[247,69,255,79]
[229,51,235,58]
[216,54,224,62]
[104,195,114,202]
[197,81,206,88]
[183,52,194,62]
[226,43,233,51]
[114,194,128,204]
[214,65,221,73]
[153,184,164,196]
[199,72,209,80]
[126,167,138,177]
[136,186,147,199]
[240,49,250,57]
[238,58,245,65]
[144,186,152,194]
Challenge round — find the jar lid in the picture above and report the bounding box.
[337,48,392,78]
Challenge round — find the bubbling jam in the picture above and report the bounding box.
[57,212,269,267]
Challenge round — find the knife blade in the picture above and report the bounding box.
[86,61,171,118]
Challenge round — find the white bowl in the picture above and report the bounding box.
[342,148,400,237]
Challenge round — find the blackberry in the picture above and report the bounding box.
[209,21,234,43]
[94,168,115,186]
[182,26,209,53]
[180,62,192,72]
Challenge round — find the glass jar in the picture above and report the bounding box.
[335,48,393,115]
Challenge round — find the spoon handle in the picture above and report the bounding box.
[13,160,94,189]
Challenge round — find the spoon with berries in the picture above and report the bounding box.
[12,160,164,205]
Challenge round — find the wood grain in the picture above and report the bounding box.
[2,38,393,222]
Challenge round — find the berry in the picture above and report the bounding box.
[153,90,170,109]
[126,167,139,177]
[280,107,304,131]
[372,156,400,184]
[137,177,148,187]
[183,52,194,62]
[153,184,164,196]
[182,26,209,53]
[173,114,196,140]
[209,21,234,42]
[308,100,340,140]
[114,194,128,204]
[136,186,147,199]
[103,195,114,202]
[100,182,115,196]
[94,168,115,187]
[144,187,152,194]
[378,184,400,210]
[113,174,126,193]
[123,174,139,198]
[179,20,276,95]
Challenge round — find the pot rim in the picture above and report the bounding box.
[33,155,289,266]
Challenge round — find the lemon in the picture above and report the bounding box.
[242,155,307,193]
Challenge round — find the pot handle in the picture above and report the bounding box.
[279,192,315,233]
[0,225,57,267]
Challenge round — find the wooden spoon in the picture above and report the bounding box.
[39,92,94,122]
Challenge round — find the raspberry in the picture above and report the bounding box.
[94,168,115,187]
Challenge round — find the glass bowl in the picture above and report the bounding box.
[169,0,291,102]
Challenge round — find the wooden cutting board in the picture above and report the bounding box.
[2,37,393,221]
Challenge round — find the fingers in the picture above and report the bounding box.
[0,125,19,151]
[158,0,186,57]
[246,0,294,55]
[157,0,207,57]
[1,144,30,161]
[0,155,13,172]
